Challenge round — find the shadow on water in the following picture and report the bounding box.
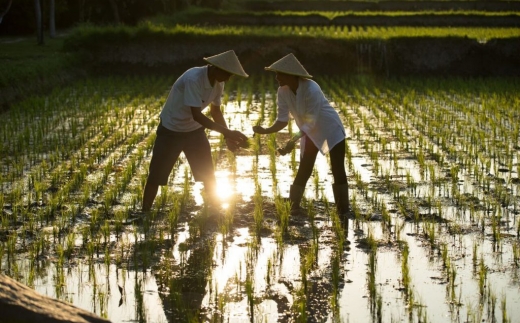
[147,190,352,323]
[159,243,215,322]
[2,76,520,322]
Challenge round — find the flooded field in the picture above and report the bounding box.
[1,75,519,323]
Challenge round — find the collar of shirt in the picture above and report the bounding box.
[203,66,213,90]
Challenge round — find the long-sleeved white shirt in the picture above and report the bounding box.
[276,78,345,155]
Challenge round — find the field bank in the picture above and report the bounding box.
[2,11,520,110]
[65,27,520,77]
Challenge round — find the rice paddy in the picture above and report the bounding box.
[1,74,520,322]
[73,21,520,42]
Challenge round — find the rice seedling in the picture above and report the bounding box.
[253,182,264,237]
[513,242,520,269]
[400,242,411,299]
[330,250,341,312]
[423,221,437,250]
[330,208,346,252]
[178,167,192,209]
[274,194,290,240]
[478,257,488,298]
[0,243,5,272]
[134,276,147,322]
[265,256,273,289]
[167,197,180,239]
[449,266,458,305]
[292,288,308,323]
[501,295,510,323]
[367,233,378,315]
[2,72,520,322]
[245,266,255,319]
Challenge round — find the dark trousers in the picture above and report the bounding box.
[293,138,347,187]
[147,123,215,186]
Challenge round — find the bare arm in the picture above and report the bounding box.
[209,103,228,129]
[252,121,288,135]
[191,105,248,150]
[277,130,304,155]
[209,104,246,150]
[191,106,231,136]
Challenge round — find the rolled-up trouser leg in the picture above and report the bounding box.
[184,128,217,205]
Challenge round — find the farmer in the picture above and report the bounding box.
[252,53,350,218]
[142,50,249,212]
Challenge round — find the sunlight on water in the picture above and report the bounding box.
[215,170,234,200]
[4,83,520,322]
[172,222,190,260]
[199,226,308,321]
[32,263,168,323]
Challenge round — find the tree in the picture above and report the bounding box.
[78,0,86,22]
[161,0,176,14]
[34,0,44,44]
[108,0,120,24]
[49,0,55,38]
[0,0,13,24]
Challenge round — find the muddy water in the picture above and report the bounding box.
[2,78,520,323]
[156,97,519,321]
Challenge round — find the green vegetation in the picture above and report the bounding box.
[2,8,519,110]
[64,21,520,48]
[152,6,520,22]
[2,4,520,321]
[0,72,520,322]
[0,37,77,88]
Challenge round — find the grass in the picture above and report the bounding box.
[2,11,518,110]
[64,21,520,48]
[150,6,520,23]
[0,35,77,88]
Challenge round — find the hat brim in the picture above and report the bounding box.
[264,67,312,79]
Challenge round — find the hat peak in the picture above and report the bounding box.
[203,50,248,78]
[265,53,312,79]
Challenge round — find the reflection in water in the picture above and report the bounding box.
[6,86,520,323]
[31,262,168,323]
[156,228,216,322]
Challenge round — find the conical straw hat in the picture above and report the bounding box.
[203,50,249,78]
[265,53,312,78]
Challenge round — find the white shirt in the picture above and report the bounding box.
[160,66,224,132]
[276,78,345,155]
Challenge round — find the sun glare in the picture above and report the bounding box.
[215,171,234,200]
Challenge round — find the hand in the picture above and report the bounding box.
[225,130,248,151]
[226,137,240,152]
[252,125,266,134]
[277,140,295,156]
